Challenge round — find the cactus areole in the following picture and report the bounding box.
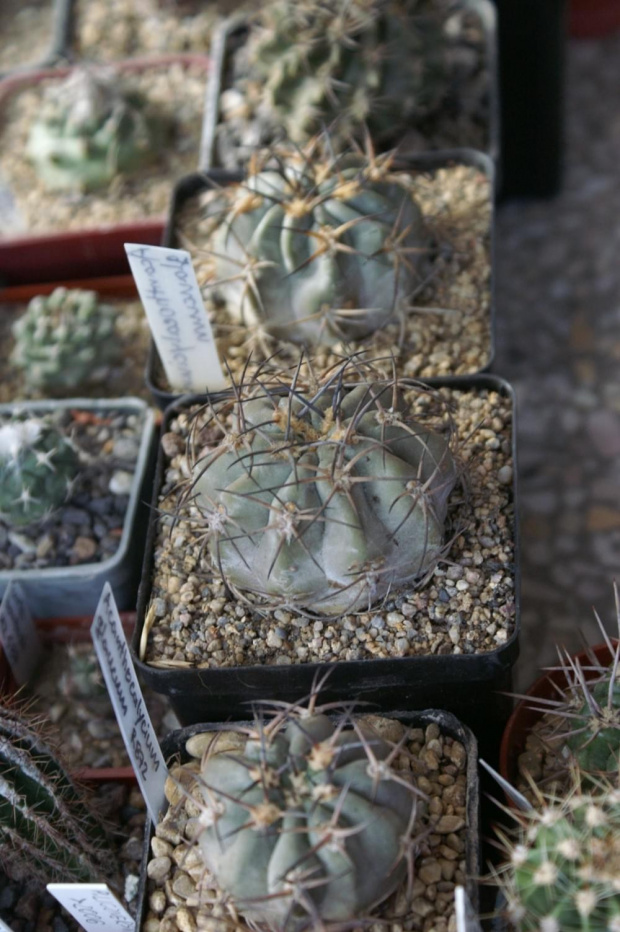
[189,375,457,616]
[196,708,421,929]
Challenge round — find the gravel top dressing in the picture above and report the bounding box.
[143,716,470,932]
[0,62,207,237]
[0,0,54,72]
[142,386,515,670]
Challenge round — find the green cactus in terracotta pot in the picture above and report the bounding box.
[193,695,424,930]
[26,67,169,192]
[10,287,120,393]
[185,360,458,616]
[0,415,78,527]
[199,141,431,350]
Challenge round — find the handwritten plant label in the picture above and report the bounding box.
[455,886,483,932]
[124,243,227,394]
[47,883,133,932]
[0,581,42,685]
[90,583,167,822]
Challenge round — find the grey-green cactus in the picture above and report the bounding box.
[186,363,457,616]
[202,143,430,349]
[497,779,620,932]
[11,287,120,393]
[0,702,112,886]
[0,416,78,527]
[225,0,445,153]
[194,698,422,929]
[26,67,169,192]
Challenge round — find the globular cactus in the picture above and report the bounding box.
[200,142,430,349]
[26,67,169,192]
[0,702,112,886]
[0,416,78,527]
[496,778,620,932]
[186,363,457,616]
[194,696,423,929]
[10,287,120,393]
[226,0,445,153]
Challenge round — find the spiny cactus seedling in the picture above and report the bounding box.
[10,287,120,393]
[192,691,424,930]
[0,701,112,886]
[226,0,446,153]
[199,141,431,350]
[0,415,78,527]
[26,67,169,192]
[494,775,620,932]
[185,359,458,616]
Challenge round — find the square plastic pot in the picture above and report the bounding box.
[0,0,73,80]
[0,54,209,287]
[0,397,156,616]
[145,149,496,410]
[131,373,519,734]
[134,707,480,930]
[200,0,499,172]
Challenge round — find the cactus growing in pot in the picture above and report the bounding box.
[0,415,78,528]
[185,359,458,616]
[10,287,120,394]
[26,67,170,192]
[198,141,432,351]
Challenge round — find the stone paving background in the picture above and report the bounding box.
[495,31,620,687]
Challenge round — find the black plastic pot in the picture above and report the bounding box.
[200,0,499,172]
[134,708,480,931]
[0,0,73,80]
[131,373,519,734]
[145,149,496,410]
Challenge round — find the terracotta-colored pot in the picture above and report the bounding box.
[570,0,620,37]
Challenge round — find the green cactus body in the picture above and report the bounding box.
[502,788,620,932]
[208,148,429,348]
[236,0,445,149]
[11,287,120,393]
[565,678,620,777]
[0,704,111,886]
[196,709,420,929]
[0,417,78,527]
[189,376,456,615]
[26,68,169,192]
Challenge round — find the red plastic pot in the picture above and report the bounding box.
[0,54,209,286]
[570,0,620,37]
[0,273,137,305]
[499,641,617,788]
[0,612,137,784]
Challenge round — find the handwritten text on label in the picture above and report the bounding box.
[47,884,133,932]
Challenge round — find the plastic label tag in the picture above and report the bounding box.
[0,581,42,685]
[455,886,482,932]
[124,243,227,394]
[91,583,167,822]
[47,883,133,932]
[0,917,16,932]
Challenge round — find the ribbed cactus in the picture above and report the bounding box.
[228,0,445,151]
[194,697,422,929]
[497,780,620,932]
[0,416,78,527]
[186,364,457,616]
[0,702,112,886]
[203,143,430,349]
[26,67,169,192]
[11,288,120,393]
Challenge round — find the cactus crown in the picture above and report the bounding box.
[0,701,112,887]
[11,287,120,393]
[229,0,445,152]
[26,67,169,192]
[183,358,458,617]
[197,140,431,352]
[192,688,424,930]
[0,415,78,528]
[495,776,620,932]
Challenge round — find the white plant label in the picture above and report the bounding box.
[454,886,483,932]
[0,581,42,685]
[0,917,15,932]
[124,243,226,394]
[47,883,133,932]
[91,583,167,822]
